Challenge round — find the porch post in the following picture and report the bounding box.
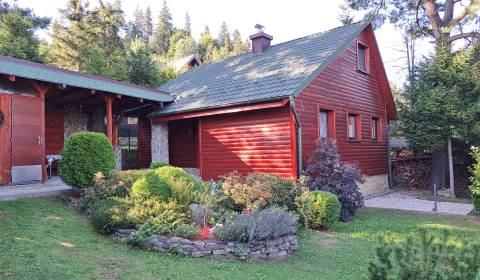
[102,94,113,143]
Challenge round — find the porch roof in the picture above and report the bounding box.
[0,55,173,102]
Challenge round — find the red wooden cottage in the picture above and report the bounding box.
[147,20,397,194]
[0,57,172,185]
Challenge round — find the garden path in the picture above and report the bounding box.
[365,191,473,215]
[0,177,71,201]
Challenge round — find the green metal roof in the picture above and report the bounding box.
[0,56,173,102]
[153,20,371,116]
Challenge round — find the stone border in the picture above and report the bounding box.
[114,229,299,260]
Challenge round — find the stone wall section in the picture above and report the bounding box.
[115,229,299,260]
[151,122,169,164]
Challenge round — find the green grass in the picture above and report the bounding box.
[1,198,479,280]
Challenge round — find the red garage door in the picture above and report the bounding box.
[200,106,295,180]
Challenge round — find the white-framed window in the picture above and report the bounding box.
[357,43,368,73]
[371,117,379,142]
[348,114,360,140]
[319,111,329,138]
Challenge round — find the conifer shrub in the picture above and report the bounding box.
[130,170,171,200]
[90,197,132,234]
[469,147,480,214]
[155,166,200,205]
[149,162,170,169]
[368,230,480,279]
[297,191,341,229]
[123,197,188,226]
[59,132,115,188]
[305,139,364,221]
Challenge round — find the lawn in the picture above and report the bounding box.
[1,198,479,280]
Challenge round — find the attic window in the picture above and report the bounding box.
[357,42,369,73]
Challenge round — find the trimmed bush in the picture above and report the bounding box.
[79,172,129,210]
[221,171,273,211]
[155,166,201,205]
[130,170,171,200]
[470,147,480,214]
[59,132,115,188]
[298,191,341,229]
[305,139,364,221]
[90,197,132,234]
[215,209,297,242]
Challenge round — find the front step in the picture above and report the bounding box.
[0,177,72,201]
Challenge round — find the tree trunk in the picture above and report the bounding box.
[431,143,447,192]
[447,136,455,198]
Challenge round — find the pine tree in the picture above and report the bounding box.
[142,6,153,42]
[150,0,174,56]
[203,25,210,35]
[123,38,158,87]
[337,3,354,25]
[232,29,248,55]
[50,0,90,70]
[198,29,217,63]
[218,21,231,51]
[126,5,143,41]
[184,12,191,34]
[0,10,44,62]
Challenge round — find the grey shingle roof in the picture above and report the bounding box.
[152,21,370,117]
[0,56,172,102]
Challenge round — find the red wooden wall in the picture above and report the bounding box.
[295,27,389,176]
[137,116,152,168]
[169,119,198,168]
[0,94,12,184]
[199,106,294,180]
[45,106,64,155]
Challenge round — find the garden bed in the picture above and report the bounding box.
[114,229,299,260]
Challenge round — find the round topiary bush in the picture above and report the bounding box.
[131,170,171,200]
[90,197,132,234]
[299,190,341,229]
[59,132,116,188]
[155,166,200,205]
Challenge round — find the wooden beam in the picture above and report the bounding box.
[152,99,288,123]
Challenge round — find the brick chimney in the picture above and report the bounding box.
[249,24,273,53]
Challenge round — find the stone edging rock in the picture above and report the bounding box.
[114,229,299,260]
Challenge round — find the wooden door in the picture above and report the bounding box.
[0,94,12,185]
[11,95,44,183]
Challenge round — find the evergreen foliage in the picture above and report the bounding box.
[297,191,341,229]
[469,147,480,214]
[368,230,480,279]
[150,0,174,56]
[59,132,116,188]
[399,47,480,153]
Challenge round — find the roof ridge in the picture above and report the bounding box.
[0,55,167,95]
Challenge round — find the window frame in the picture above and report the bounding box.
[356,41,369,74]
[371,116,380,143]
[317,106,336,140]
[347,112,361,141]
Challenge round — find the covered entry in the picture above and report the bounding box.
[0,55,172,185]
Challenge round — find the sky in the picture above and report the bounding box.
[12,0,434,86]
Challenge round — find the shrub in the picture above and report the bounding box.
[90,198,132,234]
[112,169,148,190]
[174,224,199,239]
[130,170,171,200]
[79,172,129,210]
[215,209,296,242]
[189,203,213,226]
[297,191,341,229]
[249,172,300,211]
[123,197,188,226]
[150,162,170,169]
[368,230,480,279]
[221,171,273,211]
[155,166,200,205]
[305,139,364,221]
[59,132,116,188]
[469,147,480,214]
